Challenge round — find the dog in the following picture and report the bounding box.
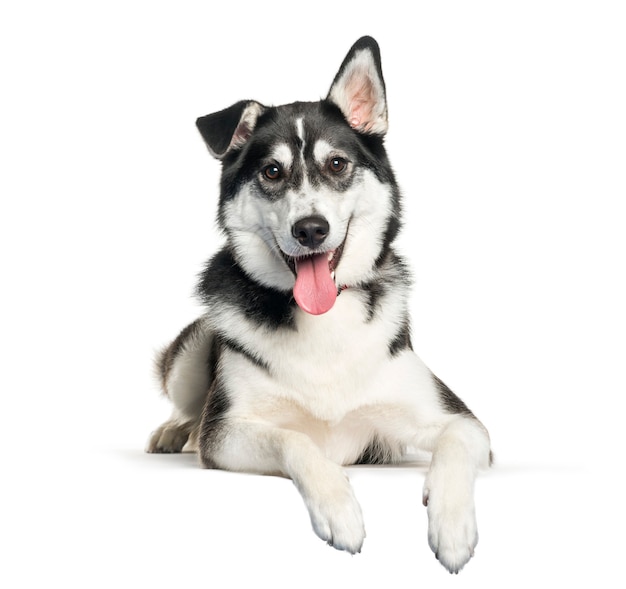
[147,36,491,574]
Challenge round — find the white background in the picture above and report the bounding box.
[1,1,624,587]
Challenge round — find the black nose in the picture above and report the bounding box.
[292,215,330,248]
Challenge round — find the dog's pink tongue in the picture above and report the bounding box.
[293,253,337,315]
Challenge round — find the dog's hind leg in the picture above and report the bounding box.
[146,317,215,453]
[146,416,198,454]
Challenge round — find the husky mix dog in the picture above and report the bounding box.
[147,36,491,573]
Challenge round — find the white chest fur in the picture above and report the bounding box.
[213,287,411,424]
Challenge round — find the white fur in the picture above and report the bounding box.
[295,117,305,152]
[295,117,304,142]
[423,418,490,571]
[198,275,490,571]
[153,159,489,570]
[313,139,341,165]
[270,142,293,171]
[166,320,213,419]
[222,168,392,290]
[149,38,491,574]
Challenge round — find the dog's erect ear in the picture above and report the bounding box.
[327,36,388,135]
[196,100,265,159]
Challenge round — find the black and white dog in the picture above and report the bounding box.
[147,36,491,574]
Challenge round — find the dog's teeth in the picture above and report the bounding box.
[331,271,335,280]
[328,252,334,261]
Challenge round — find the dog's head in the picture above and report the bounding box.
[196,37,401,315]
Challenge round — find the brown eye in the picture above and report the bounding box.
[328,157,347,174]
[263,164,282,181]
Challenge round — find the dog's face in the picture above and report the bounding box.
[196,37,400,315]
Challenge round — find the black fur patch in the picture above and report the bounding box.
[388,320,413,356]
[432,374,473,416]
[375,210,402,267]
[197,248,296,331]
[196,100,254,157]
[198,378,232,469]
[363,280,386,321]
[219,335,270,373]
[214,100,401,229]
[356,436,402,465]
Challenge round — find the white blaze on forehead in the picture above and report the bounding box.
[271,142,293,169]
[313,139,337,165]
[295,117,305,144]
[295,117,306,165]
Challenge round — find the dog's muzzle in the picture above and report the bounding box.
[283,216,346,315]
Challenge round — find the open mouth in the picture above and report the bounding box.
[282,237,346,316]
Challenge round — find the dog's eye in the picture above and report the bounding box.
[263,164,282,181]
[328,157,347,174]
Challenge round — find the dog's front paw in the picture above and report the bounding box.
[299,468,365,554]
[422,485,478,574]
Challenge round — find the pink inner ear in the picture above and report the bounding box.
[345,73,376,131]
[231,122,252,147]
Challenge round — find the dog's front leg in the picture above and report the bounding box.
[200,421,366,553]
[422,416,490,574]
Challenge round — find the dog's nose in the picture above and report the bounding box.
[292,216,330,248]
